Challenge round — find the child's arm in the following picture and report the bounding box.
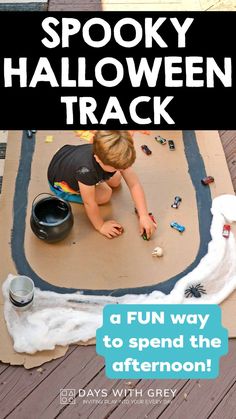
[78,182,122,239]
[121,167,157,239]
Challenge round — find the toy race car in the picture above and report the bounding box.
[27,130,37,138]
[142,213,157,240]
[155,136,167,145]
[171,196,182,209]
[222,224,230,238]
[168,140,175,150]
[170,221,185,233]
[142,231,148,240]
[141,145,152,155]
[201,176,214,185]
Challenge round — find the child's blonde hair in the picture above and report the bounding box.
[93,131,136,170]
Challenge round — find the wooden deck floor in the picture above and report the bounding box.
[0,131,236,419]
[0,339,235,419]
[47,0,236,11]
[219,131,236,193]
[1,4,236,418]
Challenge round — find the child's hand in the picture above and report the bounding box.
[99,220,124,239]
[139,215,157,240]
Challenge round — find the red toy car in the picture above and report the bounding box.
[222,224,230,238]
[201,176,214,185]
[148,212,157,225]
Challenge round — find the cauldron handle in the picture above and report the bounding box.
[32,193,54,209]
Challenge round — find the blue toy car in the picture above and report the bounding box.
[170,221,185,233]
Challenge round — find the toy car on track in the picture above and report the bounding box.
[170,221,185,233]
[155,136,167,145]
[141,145,152,155]
[142,231,148,240]
[201,176,214,185]
[142,213,157,240]
[222,224,230,238]
[168,140,175,150]
[171,196,182,209]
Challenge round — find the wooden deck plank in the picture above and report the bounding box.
[99,378,188,419]
[219,131,236,192]
[210,381,236,419]
[48,0,202,10]
[48,0,236,11]
[0,346,76,419]
[108,379,194,419]
[6,346,103,419]
[140,339,236,419]
[206,1,236,11]
[0,365,9,376]
[48,0,103,10]
[102,4,198,10]
[221,134,236,151]
[56,370,140,418]
[36,341,236,419]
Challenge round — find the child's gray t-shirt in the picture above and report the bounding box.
[47,144,116,191]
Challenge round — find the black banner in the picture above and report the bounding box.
[0,11,235,129]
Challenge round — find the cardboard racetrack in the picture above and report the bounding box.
[21,130,202,294]
[0,130,236,368]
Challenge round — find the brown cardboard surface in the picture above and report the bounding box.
[0,133,68,368]
[0,130,235,368]
[25,130,199,290]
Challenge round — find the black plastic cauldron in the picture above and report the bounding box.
[30,193,74,243]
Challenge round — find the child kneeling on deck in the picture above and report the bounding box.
[48,130,156,239]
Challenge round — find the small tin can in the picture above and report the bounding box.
[9,276,34,311]
[201,176,214,185]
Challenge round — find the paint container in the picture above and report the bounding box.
[9,276,34,311]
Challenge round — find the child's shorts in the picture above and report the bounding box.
[49,181,83,204]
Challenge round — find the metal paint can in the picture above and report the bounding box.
[9,276,34,311]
